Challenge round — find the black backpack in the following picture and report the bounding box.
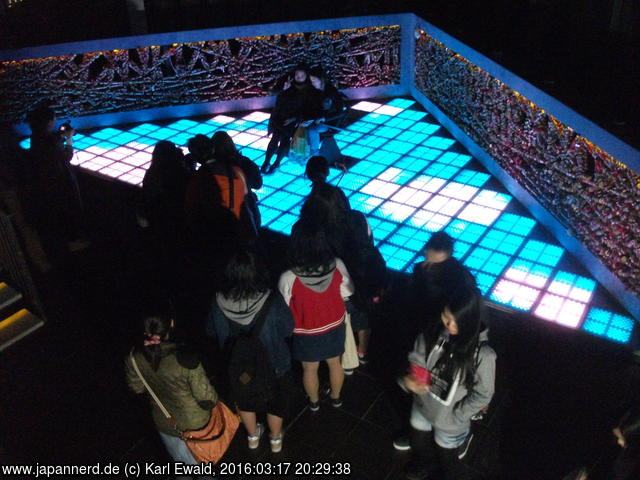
[225,294,277,406]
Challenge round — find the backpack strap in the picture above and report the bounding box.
[226,164,235,211]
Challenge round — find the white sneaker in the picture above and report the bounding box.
[270,433,283,453]
[248,423,264,449]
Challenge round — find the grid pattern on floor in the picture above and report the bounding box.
[18,98,636,345]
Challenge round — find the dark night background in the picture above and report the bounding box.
[1,0,639,148]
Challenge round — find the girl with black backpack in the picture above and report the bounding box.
[207,251,294,453]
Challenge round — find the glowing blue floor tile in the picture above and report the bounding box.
[374,125,404,139]
[385,117,418,130]
[278,161,306,177]
[582,309,634,344]
[335,173,370,192]
[493,213,536,237]
[350,161,389,179]
[398,110,428,121]
[354,135,387,149]
[361,112,392,125]
[19,137,31,149]
[473,271,498,295]
[185,123,217,136]
[519,240,564,267]
[92,128,123,140]
[240,147,264,161]
[128,123,161,135]
[381,139,418,155]
[438,152,473,168]
[346,121,378,134]
[111,132,140,144]
[343,144,374,159]
[480,229,526,255]
[408,146,443,161]
[146,128,181,141]
[410,122,440,134]
[423,136,456,150]
[167,133,192,146]
[255,184,277,199]
[262,172,297,189]
[394,157,432,173]
[282,178,311,196]
[368,219,398,239]
[335,130,363,144]
[454,169,489,187]
[349,193,384,214]
[260,205,282,224]
[445,219,489,245]
[453,240,472,259]
[397,131,428,144]
[387,98,416,108]
[261,190,304,211]
[73,137,100,149]
[368,150,402,166]
[267,212,298,235]
[424,162,460,180]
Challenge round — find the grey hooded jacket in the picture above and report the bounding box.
[407,327,496,435]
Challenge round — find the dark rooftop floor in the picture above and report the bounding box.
[1,172,638,480]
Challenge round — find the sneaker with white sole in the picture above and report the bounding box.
[270,434,283,453]
[457,432,474,459]
[393,436,411,451]
[247,423,264,449]
[358,352,368,365]
[308,400,320,412]
[344,368,355,376]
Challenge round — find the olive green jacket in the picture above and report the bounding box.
[125,343,218,436]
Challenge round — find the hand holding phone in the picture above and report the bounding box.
[410,363,431,386]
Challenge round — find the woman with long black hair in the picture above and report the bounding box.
[401,286,496,480]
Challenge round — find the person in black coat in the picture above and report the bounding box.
[261,64,310,174]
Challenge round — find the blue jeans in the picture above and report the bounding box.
[410,404,469,449]
[158,431,197,464]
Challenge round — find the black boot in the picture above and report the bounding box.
[436,444,475,480]
[261,137,279,173]
[404,429,436,480]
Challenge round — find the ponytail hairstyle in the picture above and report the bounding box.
[140,315,174,371]
[424,284,483,390]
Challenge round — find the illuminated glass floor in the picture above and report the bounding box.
[19,98,637,345]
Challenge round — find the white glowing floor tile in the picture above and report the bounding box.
[360,179,401,199]
[556,300,586,328]
[70,157,84,166]
[75,151,97,162]
[379,167,403,182]
[242,111,270,122]
[231,132,261,146]
[106,162,134,173]
[82,160,112,172]
[99,166,127,178]
[103,150,129,160]
[408,176,447,193]
[423,195,465,216]
[439,182,479,201]
[548,279,572,296]
[375,202,417,222]
[472,190,511,210]
[249,137,271,150]
[118,173,144,185]
[85,145,111,155]
[210,115,236,124]
[390,187,431,207]
[535,293,564,321]
[352,101,383,112]
[375,105,404,116]
[457,203,501,226]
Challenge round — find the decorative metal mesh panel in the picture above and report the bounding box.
[0,26,401,122]
[415,31,640,296]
